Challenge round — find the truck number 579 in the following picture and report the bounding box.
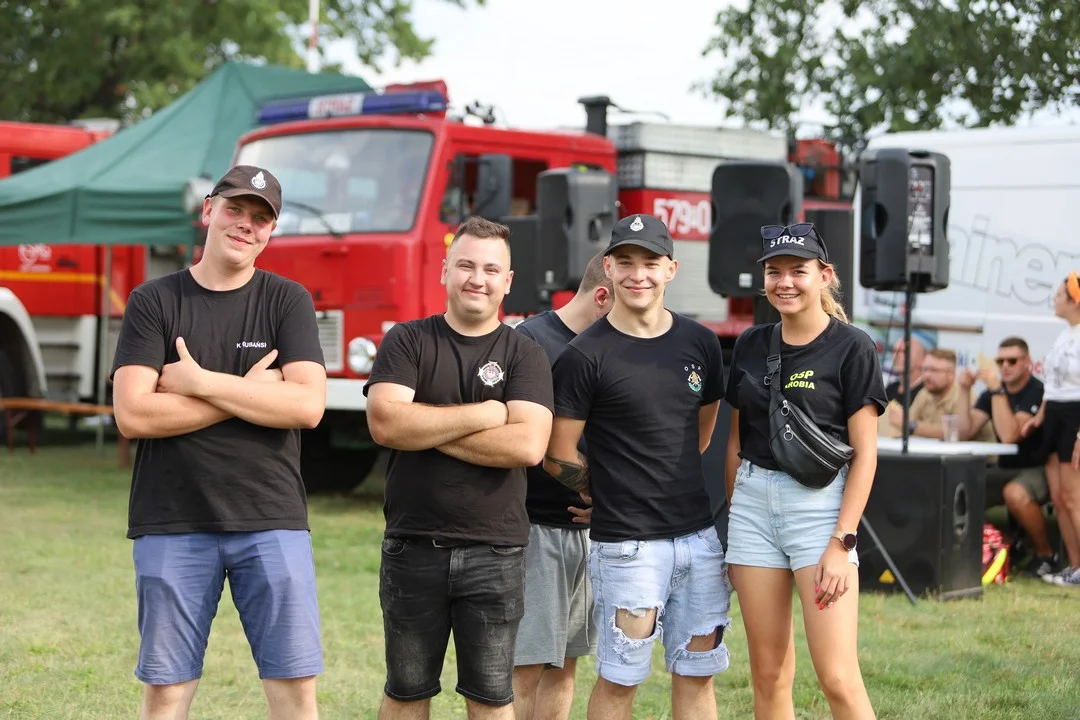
[652,198,712,238]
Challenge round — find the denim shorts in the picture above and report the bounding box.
[726,459,858,571]
[588,527,731,687]
[132,530,323,685]
[379,537,526,707]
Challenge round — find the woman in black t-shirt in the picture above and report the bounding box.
[723,223,886,718]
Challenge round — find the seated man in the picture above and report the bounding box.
[881,348,996,442]
[884,333,928,404]
[955,337,1055,577]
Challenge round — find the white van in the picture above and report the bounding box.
[852,125,1080,377]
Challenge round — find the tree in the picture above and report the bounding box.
[0,0,482,123]
[699,0,1080,146]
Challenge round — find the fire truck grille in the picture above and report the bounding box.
[316,310,344,372]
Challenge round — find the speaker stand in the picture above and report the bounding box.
[900,286,917,454]
[859,516,918,605]
[870,282,919,605]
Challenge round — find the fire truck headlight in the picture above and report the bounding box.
[347,337,377,374]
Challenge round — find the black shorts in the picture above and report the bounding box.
[1040,401,1080,463]
[379,537,526,706]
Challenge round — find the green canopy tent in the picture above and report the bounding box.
[0,60,371,444]
[0,60,371,248]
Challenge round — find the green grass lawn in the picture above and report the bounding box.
[2,443,1079,719]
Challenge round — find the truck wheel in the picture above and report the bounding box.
[0,348,21,394]
[0,347,27,444]
[301,447,380,494]
[300,424,380,494]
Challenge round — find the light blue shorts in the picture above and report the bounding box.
[588,527,731,687]
[726,459,858,572]
[132,530,323,685]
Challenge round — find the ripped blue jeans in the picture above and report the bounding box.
[588,527,731,686]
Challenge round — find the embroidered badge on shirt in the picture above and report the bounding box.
[478,360,505,387]
[686,363,703,393]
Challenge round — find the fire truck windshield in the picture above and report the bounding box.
[235,128,434,235]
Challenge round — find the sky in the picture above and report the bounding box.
[320,0,1079,137]
[324,0,756,132]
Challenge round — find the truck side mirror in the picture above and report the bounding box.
[474,154,512,221]
[183,176,216,215]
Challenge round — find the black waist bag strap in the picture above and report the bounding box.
[765,323,854,489]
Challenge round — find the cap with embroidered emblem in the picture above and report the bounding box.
[207,165,282,219]
[604,213,674,259]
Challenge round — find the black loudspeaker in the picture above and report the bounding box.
[536,168,618,292]
[859,453,985,600]
[858,148,951,292]
[503,216,545,316]
[708,161,803,297]
[805,206,855,321]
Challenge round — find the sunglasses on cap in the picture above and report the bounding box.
[760,223,829,261]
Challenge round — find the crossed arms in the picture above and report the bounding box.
[365,382,552,468]
[113,338,327,439]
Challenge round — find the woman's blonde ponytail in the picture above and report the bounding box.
[819,261,848,323]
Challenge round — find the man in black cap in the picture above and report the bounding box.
[111,164,327,720]
[543,214,731,719]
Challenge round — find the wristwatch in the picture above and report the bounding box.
[991,386,1007,395]
[832,530,858,551]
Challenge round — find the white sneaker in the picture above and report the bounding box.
[1054,568,1080,588]
[1044,567,1076,584]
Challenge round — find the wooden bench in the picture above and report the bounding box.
[0,397,131,468]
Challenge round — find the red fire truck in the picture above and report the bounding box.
[232,81,847,490]
[0,120,123,414]
[0,120,113,179]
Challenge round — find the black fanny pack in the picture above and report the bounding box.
[765,323,853,489]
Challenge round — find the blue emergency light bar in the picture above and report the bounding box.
[257,89,448,125]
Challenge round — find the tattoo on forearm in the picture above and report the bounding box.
[544,452,590,493]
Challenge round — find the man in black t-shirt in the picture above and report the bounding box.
[511,251,612,720]
[110,165,328,720]
[954,336,1055,575]
[544,214,729,719]
[364,216,554,719]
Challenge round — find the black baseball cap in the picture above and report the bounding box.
[604,214,674,259]
[757,223,829,263]
[208,165,282,219]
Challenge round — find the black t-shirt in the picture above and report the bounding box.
[515,311,590,529]
[110,269,325,539]
[975,377,1045,468]
[885,379,924,404]
[551,313,724,543]
[725,320,887,471]
[362,315,554,547]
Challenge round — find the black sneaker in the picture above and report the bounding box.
[1025,555,1057,578]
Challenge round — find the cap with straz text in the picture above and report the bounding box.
[757,225,829,263]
